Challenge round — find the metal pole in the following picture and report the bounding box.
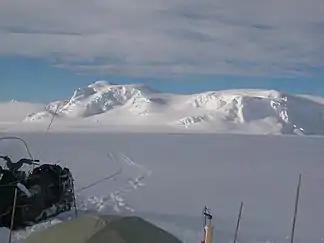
[290,174,302,243]
[233,202,244,243]
[72,180,78,217]
[8,187,18,243]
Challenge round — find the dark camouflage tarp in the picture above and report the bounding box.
[26,214,182,243]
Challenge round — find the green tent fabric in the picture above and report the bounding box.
[25,214,183,243]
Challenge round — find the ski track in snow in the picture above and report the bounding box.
[6,151,152,243]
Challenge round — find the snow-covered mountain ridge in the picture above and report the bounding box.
[2,80,324,135]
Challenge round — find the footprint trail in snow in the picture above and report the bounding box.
[77,152,152,213]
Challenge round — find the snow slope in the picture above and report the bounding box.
[1,132,324,243]
[2,80,324,135]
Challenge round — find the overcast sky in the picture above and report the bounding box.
[1,0,324,77]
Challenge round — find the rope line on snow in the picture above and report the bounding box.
[75,152,123,192]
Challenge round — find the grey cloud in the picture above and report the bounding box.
[0,27,82,35]
[164,29,216,42]
[0,0,323,77]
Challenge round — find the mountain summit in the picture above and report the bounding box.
[2,80,324,135]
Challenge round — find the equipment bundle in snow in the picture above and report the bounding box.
[0,137,76,230]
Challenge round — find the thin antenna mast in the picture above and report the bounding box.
[290,174,302,243]
[233,202,244,243]
[8,187,18,243]
[45,102,62,136]
[33,101,62,169]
